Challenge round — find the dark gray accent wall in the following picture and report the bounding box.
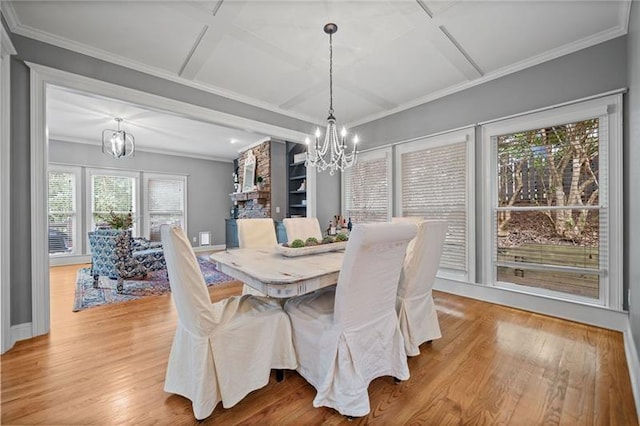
[353,36,627,149]
[627,0,640,368]
[49,140,233,248]
[270,141,286,221]
[9,58,31,325]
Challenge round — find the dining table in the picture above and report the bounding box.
[209,246,345,298]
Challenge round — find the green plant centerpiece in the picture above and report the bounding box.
[335,233,349,242]
[305,237,319,246]
[290,239,305,248]
[96,210,133,230]
[322,236,335,244]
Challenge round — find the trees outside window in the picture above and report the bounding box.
[484,94,622,308]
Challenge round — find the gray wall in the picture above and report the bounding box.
[49,139,233,248]
[354,36,627,148]
[627,0,640,367]
[7,31,317,327]
[316,171,341,234]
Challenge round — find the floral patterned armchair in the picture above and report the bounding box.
[88,228,166,293]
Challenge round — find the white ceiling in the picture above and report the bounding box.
[46,85,269,161]
[5,0,631,159]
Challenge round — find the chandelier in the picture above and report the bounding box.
[305,23,358,175]
[102,118,135,158]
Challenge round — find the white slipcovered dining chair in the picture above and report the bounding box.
[396,220,448,356]
[284,223,416,418]
[236,218,277,295]
[391,216,424,224]
[236,218,278,248]
[160,225,297,420]
[282,217,323,243]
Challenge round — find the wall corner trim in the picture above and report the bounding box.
[623,321,640,423]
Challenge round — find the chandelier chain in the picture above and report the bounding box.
[329,32,333,116]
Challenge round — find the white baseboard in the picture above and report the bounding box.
[193,244,226,253]
[623,321,640,423]
[433,278,629,331]
[49,255,91,266]
[11,322,33,343]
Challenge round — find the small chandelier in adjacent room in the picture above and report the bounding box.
[102,117,135,158]
[305,23,358,175]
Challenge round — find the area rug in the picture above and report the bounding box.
[73,256,234,312]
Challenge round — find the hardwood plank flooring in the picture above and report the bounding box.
[1,264,637,425]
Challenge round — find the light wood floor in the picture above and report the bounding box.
[1,264,637,425]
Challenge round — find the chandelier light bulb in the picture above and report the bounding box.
[315,128,322,138]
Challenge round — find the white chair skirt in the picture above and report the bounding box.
[286,287,409,417]
[164,295,297,420]
[396,291,441,356]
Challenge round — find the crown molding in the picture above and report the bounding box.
[27,62,310,146]
[1,2,20,33]
[349,24,628,128]
[49,134,234,163]
[7,1,631,131]
[10,21,321,125]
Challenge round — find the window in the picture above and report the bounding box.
[395,128,475,281]
[482,94,622,308]
[87,169,138,234]
[48,165,81,256]
[143,173,187,241]
[342,148,392,224]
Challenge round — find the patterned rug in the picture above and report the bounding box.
[73,256,234,312]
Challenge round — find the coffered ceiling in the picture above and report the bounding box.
[4,0,632,158]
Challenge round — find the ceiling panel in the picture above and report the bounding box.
[439,1,622,73]
[11,1,204,73]
[196,34,322,108]
[342,29,467,106]
[6,0,630,137]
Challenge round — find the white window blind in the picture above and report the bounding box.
[48,170,76,255]
[343,148,392,224]
[90,172,137,233]
[399,141,468,273]
[145,175,186,241]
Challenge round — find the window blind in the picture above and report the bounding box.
[147,177,185,241]
[400,141,467,272]
[48,171,76,254]
[343,149,391,223]
[91,174,136,230]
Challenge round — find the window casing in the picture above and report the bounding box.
[395,128,475,282]
[143,173,187,241]
[481,94,622,309]
[342,147,392,224]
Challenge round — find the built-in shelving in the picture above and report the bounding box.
[287,142,307,218]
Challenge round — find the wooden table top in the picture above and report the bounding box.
[210,247,345,298]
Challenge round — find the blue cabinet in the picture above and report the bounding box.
[225,218,239,248]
